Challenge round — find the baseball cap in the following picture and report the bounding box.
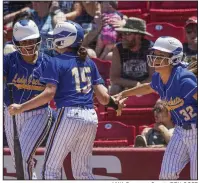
[185,16,197,27]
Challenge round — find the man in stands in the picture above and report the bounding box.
[134,99,174,147]
[109,17,154,95]
[183,16,197,76]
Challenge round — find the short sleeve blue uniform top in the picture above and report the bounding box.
[150,64,197,126]
[4,51,51,109]
[39,52,103,109]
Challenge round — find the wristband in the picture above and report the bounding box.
[106,96,118,110]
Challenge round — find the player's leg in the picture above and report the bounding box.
[19,108,52,179]
[4,108,18,166]
[159,127,189,179]
[187,127,197,180]
[41,108,84,180]
[71,109,98,179]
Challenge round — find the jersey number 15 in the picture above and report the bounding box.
[72,67,91,94]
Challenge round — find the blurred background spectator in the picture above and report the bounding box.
[183,16,197,76]
[109,17,154,95]
[134,99,174,147]
[95,1,126,60]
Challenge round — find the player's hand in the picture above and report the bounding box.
[8,104,23,115]
[112,96,127,116]
[114,92,124,104]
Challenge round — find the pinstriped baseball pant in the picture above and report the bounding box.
[4,107,52,179]
[159,124,197,180]
[42,107,98,180]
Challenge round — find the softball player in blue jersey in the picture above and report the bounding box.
[9,21,125,180]
[115,36,197,180]
[4,19,52,180]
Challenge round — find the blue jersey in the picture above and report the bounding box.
[3,51,51,109]
[39,52,103,109]
[150,64,197,126]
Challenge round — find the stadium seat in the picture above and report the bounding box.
[91,58,111,86]
[100,108,155,135]
[124,93,159,108]
[94,121,136,147]
[118,1,149,21]
[118,1,149,11]
[149,2,197,26]
[150,1,198,9]
[146,22,186,43]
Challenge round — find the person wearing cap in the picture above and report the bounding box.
[109,17,154,95]
[116,36,197,180]
[183,16,197,76]
[183,16,197,57]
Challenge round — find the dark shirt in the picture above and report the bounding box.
[117,39,152,82]
[183,43,197,57]
[3,1,31,16]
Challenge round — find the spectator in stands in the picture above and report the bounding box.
[134,99,174,147]
[109,17,154,95]
[183,16,197,76]
[95,1,126,60]
[183,16,197,57]
[55,1,101,33]
[3,1,31,25]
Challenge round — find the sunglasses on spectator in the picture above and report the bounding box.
[122,32,134,36]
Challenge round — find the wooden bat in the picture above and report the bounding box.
[7,83,24,180]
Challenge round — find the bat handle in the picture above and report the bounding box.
[7,83,14,104]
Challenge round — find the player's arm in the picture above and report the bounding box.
[64,2,82,20]
[93,84,127,116]
[8,84,56,115]
[93,84,110,105]
[116,83,155,101]
[193,92,197,100]
[180,74,198,101]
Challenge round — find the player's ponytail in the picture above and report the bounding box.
[77,46,88,61]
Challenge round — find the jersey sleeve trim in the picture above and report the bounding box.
[93,78,103,85]
[39,77,59,85]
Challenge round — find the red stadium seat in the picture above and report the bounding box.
[146,22,186,43]
[125,93,159,108]
[118,1,149,12]
[118,1,149,21]
[91,58,111,86]
[149,9,197,26]
[94,121,136,147]
[149,2,197,26]
[150,1,198,9]
[100,108,155,135]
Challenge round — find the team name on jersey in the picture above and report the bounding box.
[12,73,45,91]
[163,97,184,111]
